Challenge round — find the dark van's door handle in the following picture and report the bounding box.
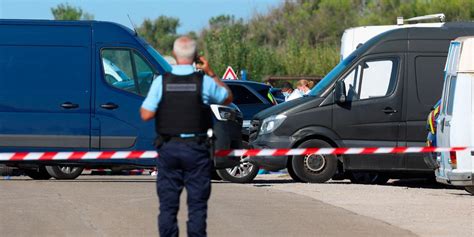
[101,103,119,110]
[382,107,398,114]
[61,102,79,109]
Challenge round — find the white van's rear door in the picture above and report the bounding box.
[437,41,461,178]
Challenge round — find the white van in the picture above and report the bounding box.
[436,37,474,195]
[340,14,445,60]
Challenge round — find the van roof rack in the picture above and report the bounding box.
[396,13,445,25]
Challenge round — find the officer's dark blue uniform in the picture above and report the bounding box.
[142,65,228,237]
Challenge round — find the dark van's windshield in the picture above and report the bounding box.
[309,54,356,97]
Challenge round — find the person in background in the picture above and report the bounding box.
[281,82,294,101]
[286,79,314,101]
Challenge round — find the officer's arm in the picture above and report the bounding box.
[197,56,233,105]
[210,75,233,105]
[140,76,162,121]
[140,108,155,121]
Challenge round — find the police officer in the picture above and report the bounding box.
[140,36,233,237]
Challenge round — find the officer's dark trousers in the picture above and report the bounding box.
[156,140,212,237]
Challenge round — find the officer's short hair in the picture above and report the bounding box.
[173,36,196,61]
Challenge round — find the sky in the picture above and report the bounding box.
[0,0,282,33]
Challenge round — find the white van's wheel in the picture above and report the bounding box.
[45,166,83,180]
[291,139,338,183]
[465,186,474,195]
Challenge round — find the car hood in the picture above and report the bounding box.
[253,96,324,120]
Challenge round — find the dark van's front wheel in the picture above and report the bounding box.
[291,139,338,183]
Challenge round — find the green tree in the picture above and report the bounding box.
[138,16,180,55]
[360,0,474,25]
[51,3,94,20]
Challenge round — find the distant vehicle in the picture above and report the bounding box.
[216,80,278,182]
[435,37,474,195]
[270,88,285,104]
[249,23,474,184]
[0,19,242,180]
[340,13,445,60]
[224,80,277,136]
[212,103,258,183]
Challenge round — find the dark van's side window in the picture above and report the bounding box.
[228,85,262,104]
[415,56,446,106]
[342,58,398,101]
[101,49,155,96]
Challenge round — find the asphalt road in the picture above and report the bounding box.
[0,176,416,237]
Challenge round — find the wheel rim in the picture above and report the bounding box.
[58,166,80,174]
[226,161,255,178]
[304,154,326,172]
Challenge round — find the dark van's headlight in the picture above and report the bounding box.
[260,114,287,135]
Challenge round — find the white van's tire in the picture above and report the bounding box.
[24,166,52,180]
[291,139,338,183]
[465,186,474,195]
[45,166,83,180]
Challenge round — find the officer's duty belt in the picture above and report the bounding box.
[160,134,208,144]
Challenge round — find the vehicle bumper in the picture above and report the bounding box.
[249,133,291,171]
[436,170,474,186]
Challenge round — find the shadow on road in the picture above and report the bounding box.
[213,175,464,191]
[386,179,464,190]
[0,175,466,191]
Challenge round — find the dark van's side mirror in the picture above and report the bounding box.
[335,80,347,104]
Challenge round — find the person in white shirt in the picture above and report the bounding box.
[286,79,314,101]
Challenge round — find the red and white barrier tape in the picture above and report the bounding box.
[0,151,158,161]
[0,146,469,162]
[214,146,468,157]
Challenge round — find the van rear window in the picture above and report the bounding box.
[446,76,457,116]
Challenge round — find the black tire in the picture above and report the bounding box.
[291,139,338,183]
[211,170,222,180]
[45,166,84,180]
[287,161,303,182]
[24,166,52,180]
[216,161,259,183]
[349,172,389,185]
[0,164,14,176]
[465,186,474,195]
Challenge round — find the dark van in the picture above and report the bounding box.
[249,23,474,183]
[0,20,240,179]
